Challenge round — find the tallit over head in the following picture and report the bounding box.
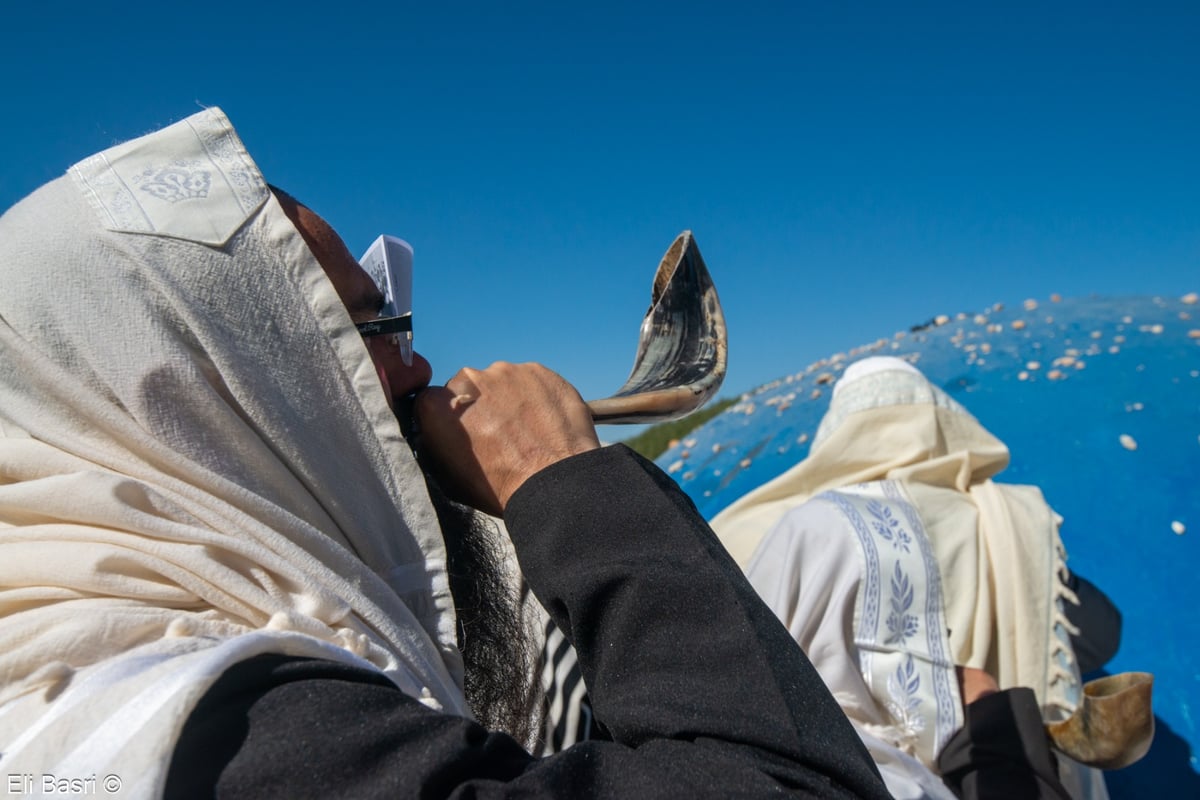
[714,357,1081,719]
[714,356,1009,568]
[0,108,467,794]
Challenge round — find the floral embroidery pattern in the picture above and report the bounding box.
[140,167,212,203]
[886,655,926,741]
[866,499,911,552]
[885,562,919,644]
[835,483,961,761]
[882,481,959,749]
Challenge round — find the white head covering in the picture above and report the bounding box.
[0,109,466,795]
[714,357,1008,567]
[714,357,1081,718]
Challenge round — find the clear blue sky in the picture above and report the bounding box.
[2,2,1196,417]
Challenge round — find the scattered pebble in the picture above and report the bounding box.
[1075,360,1086,370]
[810,389,822,400]
[1027,361,1042,371]
[1050,293,1062,303]
[712,443,722,453]
[668,460,683,474]
[1012,320,1027,331]
[974,314,989,325]
[1109,346,1121,354]
[1024,298,1039,311]
[1119,434,1138,451]
[1183,292,1198,305]
[1091,330,1103,339]
[1122,316,1134,324]
[935,314,950,326]
[1188,329,1200,339]
[739,458,752,469]
[1047,369,1064,380]
[797,433,809,445]
[1181,312,1192,321]
[1018,371,1030,381]
[1172,521,1186,535]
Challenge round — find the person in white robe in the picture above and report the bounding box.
[713,356,1111,799]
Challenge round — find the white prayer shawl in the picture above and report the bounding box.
[747,492,960,800]
[714,359,1084,764]
[0,109,467,797]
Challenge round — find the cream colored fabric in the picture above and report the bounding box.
[0,108,466,796]
[713,357,1081,720]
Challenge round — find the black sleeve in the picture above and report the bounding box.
[167,445,889,799]
[936,688,1073,800]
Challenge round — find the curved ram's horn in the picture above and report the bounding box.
[1045,671,1155,770]
[587,231,727,424]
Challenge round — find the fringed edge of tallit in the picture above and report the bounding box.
[1044,527,1084,722]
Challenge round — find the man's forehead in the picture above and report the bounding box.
[272,189,382,314]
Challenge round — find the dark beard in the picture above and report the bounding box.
[425,477,539,745]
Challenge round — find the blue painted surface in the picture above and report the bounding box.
[656,294,1200,796]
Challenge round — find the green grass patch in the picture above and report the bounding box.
[621,397,737,460]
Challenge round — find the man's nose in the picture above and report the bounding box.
[387,350,433,402]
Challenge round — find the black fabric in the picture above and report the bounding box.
[936,688,1072,800]
[167,445,890,798]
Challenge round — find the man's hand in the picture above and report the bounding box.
[414,362,601,516]
[957,666,1000,706]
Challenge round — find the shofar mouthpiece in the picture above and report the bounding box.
[1045,671,1155,770]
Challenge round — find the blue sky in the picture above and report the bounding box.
[2,2,1196,419]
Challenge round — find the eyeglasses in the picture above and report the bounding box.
[357,235,414,366]
[356,313,413,365]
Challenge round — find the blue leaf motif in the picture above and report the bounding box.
[885,563,919,644]
[891,563,914,612]
[886,655,925,731]
[866,500,911,552]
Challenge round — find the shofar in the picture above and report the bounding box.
[587,231,727,424]
[1046,671,1155,770]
